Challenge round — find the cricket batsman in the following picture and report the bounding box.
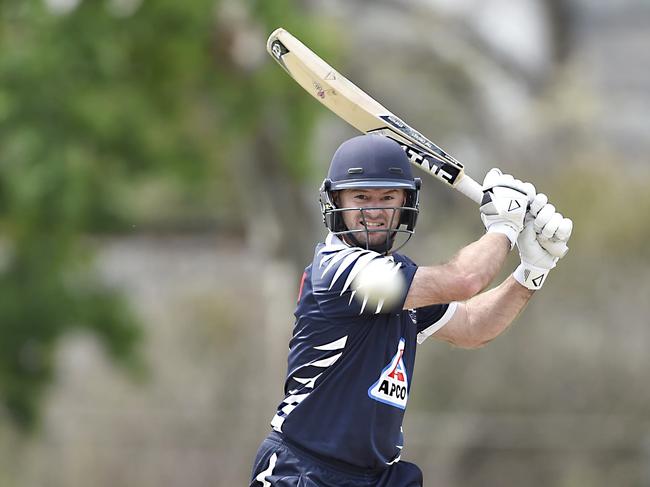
[249,135,572,486]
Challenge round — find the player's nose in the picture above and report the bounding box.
[363,207,382,219]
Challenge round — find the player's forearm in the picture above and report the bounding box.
[404,232,510,308]
[459,275,534,348]
[448,232,511,292]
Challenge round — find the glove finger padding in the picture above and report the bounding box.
[534,203,556,233]
[530,193,548,216]
[541,212,563,239]
[555,217,573,241]
[533,203,573,258]
[521,182,536,204]
[538,236,570,259]
[514,221,559,290]
[538,216,572,258]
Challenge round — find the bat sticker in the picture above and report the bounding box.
[270,40,288,60]
[313,82,326,99]
[380,115,463,168]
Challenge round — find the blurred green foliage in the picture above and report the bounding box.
[0,0,329,430]
[553,160,650,259]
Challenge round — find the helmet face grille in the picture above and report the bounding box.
[319,135,421,253]
[330,208,418,254]
[319,190,419,254]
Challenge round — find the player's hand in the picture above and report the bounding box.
[513,216,557,290]
[528,193,573,258]
[480,168,535,248]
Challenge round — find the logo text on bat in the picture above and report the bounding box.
[401,145,460,185]
[313,82,326,99]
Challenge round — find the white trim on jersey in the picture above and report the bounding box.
[271,334,349,432]
[270,414,285,431]
[340,252,381,294]
[416,301,459,344]
[311,352,343,368]
[272,392,311,431]
[292,372,322,389]
[323,232,348,252]
[319,234,363,271]
[318,233,404,315]
[385,450,402,465]
[314,336,348,350]
[328,251,372,290]
[321,248,363,279]
[287,341,346,378]
[254,452,277,486]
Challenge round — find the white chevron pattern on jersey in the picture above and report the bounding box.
[319,233,403,314]
[386,428,404,465]
[314,335,347,350]
[254,452,277,486]
[271,334,348,432]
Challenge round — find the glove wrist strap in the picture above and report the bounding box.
[513,262,551,290]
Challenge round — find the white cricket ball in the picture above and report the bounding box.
[352,258,406,311]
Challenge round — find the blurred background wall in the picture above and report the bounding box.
[1,0,649,486]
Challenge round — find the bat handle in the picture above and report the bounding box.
[456,175,484,205]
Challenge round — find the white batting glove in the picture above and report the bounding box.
[529,193,574,258]
[513,216,557,290]
[480,168,536,248]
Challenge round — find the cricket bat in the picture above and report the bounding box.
[266,27,484,204]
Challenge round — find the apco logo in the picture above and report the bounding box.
[368,338,409,409]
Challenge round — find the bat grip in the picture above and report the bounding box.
[456,175,483,205]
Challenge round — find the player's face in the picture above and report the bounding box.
[337,188,406,248]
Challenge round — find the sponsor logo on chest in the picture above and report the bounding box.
[368,338,409,409]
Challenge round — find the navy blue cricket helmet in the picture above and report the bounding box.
[319,135,421,253]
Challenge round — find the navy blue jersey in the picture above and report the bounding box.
[270,234,457,470]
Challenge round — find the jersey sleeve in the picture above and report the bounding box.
[311,235,418,319]
[415,301,458,344]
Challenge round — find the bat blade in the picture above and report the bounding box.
[266,27,483,204]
